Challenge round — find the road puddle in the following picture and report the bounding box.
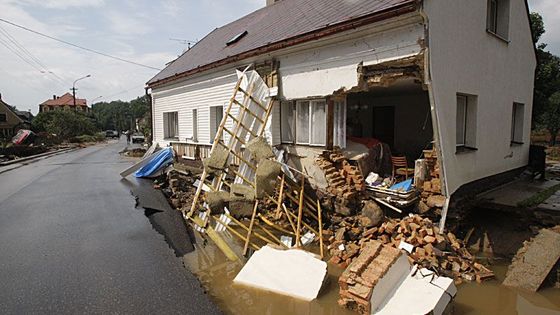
[183,233,560,315]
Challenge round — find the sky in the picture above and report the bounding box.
[0,0,557,114]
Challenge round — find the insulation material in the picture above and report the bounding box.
[234,245,327,301]
[246,136,275,162]
[205,191,231,215]
[203,146,229,174]
[255,159,282,199]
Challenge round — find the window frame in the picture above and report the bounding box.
[456,93,478,154]
[486,0,510,42]
[280,101,296,144]
[191,109,198,143]
[0,113,6,122]
[210,105,224,143]
[511,102,525,146]
[295,99,327,147]
[163,111,179,140]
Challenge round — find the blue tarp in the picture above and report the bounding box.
[390,178,414,192]
[134,147,174,178]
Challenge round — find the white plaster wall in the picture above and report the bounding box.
[279,18,425,99]
[424,0,536,194]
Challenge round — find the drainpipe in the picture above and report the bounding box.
[145,87,153,145]
[418,5,451,232]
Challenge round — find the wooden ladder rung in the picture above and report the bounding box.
[233,99,265,124]
[217,142,257,171]
[222,127,246,145]
[239,87,267,111]
[226,113,258,138]
[230,169,256,188]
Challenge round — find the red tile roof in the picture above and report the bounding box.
[147,0,418,87]
[41,93,87,107]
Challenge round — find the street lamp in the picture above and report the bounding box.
[71,74,91,107]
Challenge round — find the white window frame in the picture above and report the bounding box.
[210,105,224,143]
[191,109,198,143]
[163,111,178,139]
[295,99,327,146]
[511,102,525,145]
[456,93,478,152]
[281,101,296,144]
[333,98,347,149]
[487,0,510,40]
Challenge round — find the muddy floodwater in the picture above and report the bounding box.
[183,234,560,315]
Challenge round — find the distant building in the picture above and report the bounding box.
[39,93,89,113]
[0,93,32,138]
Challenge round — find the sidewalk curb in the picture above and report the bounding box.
[0,147,76,167]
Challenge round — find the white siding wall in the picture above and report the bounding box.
[424,0,536,195]
[152,70,239,147]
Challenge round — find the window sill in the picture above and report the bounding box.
[164,137,180,141]
[510,141,524,146]
[456,146,478,154]
[486,30,510,44]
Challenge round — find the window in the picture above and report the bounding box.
[281,101,296,143]
[456,94,478,152]
[487,0,510,40]
[511,103,525,145]
[333,99,347,148]
[294,99,327,146]
[192,109,198,142]
[210,106,224,142]
[0,113,6,122]
[163,112,178,139]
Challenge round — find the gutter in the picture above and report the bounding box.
[147,1,420,89]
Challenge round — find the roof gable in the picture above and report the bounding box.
[0,99,24,123]
[41,93,87,106]
[148,0,418,87]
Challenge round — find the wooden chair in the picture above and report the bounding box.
[391,156,414,180]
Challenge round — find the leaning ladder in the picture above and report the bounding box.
[186,70,275,260]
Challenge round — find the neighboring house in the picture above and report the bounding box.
[0,93,31,138]
[147,0,536,209]
[39,93,89,113]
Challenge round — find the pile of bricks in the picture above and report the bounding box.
[338,241,401,314]
[418,149,446,214]
[326,214,494,283]
[315,150,365,199]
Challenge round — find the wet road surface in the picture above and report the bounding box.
[0,139,221,314]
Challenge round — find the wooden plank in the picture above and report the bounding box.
[317,199,324,259]
[243,200,260,256]
[295,177,305,247]
[192,216,238,261]
[275,174,286,219]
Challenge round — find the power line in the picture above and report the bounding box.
[0,25,69,87]
[0,17,162,71]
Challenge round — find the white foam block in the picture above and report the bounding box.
[374,266,457,315]
[233,245,327,301]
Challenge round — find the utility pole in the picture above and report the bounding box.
[71,74,91,108]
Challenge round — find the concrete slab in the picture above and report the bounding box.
[538,190,560,212]
[233,245,327,301]
[479,179,560,208]
[503,228,560,292]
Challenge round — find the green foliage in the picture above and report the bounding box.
[69,132,106,143]
[32,110,97,140]
[530,12,560,136]
[91,96,150,137]
[530,12,545,45]
[541,92,560,145]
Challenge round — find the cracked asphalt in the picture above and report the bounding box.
[0,139,221,314]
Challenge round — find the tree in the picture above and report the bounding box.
[542,92,560,145]
[32,110,97,139]
[530,12,560,130]
[91,95,151,136]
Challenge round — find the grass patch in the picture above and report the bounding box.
[517,183,560,208]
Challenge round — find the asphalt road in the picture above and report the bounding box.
[0,139,221,314]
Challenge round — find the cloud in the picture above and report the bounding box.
[15,0,105,9]
[106,11,152,36]
[529,0,560,55]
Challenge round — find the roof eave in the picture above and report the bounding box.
[147,1,420,89]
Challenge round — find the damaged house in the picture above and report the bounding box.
[146,0,536,226]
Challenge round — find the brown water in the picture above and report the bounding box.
[183,234,560,315]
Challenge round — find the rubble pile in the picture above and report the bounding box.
[165,169,197,210]
[418,149,446,215]
[315,150,366,216]
[326,210,495,282]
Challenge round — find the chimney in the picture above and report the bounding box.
[266,0,279,6]
[53,94,57,100]
[0,93,2,101]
